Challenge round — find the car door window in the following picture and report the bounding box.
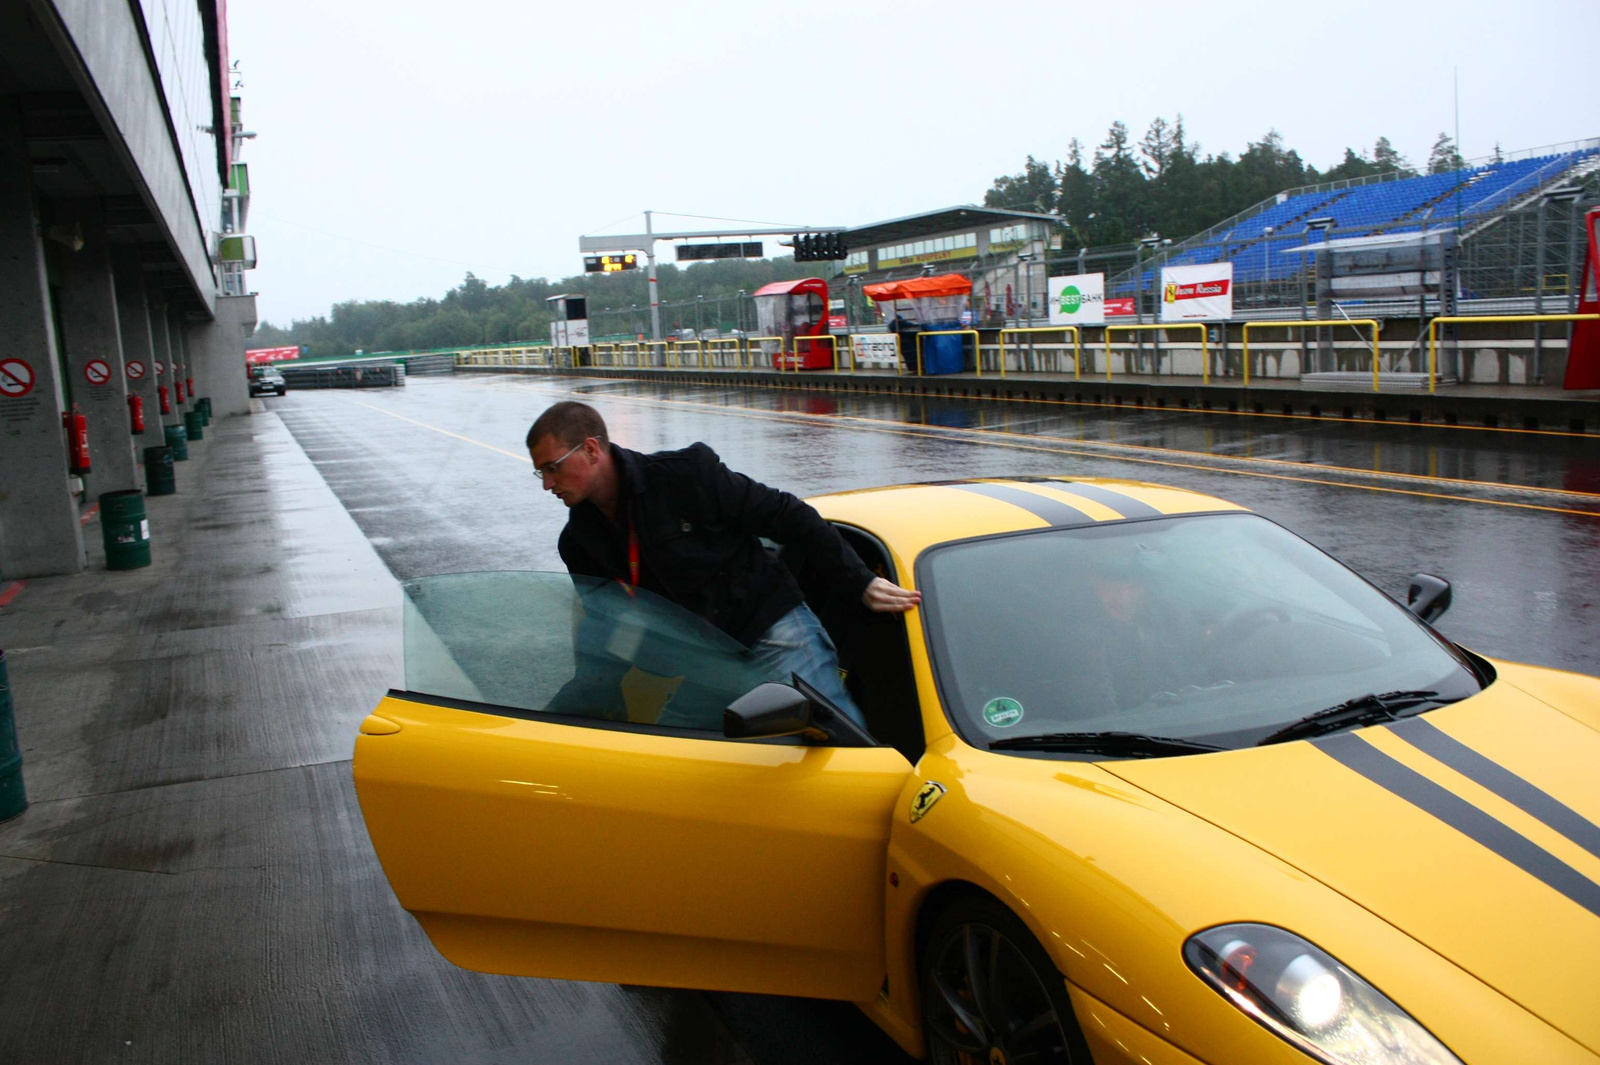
[402,572,781,733]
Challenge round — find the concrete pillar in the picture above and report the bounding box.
[188,294,253,416]
[0,99,85,577]
[149,297,178,427]
[55,201,138,502]
[111,245,161,485]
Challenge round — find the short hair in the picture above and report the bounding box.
[526,401,609,450]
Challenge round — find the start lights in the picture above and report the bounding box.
[585,254,639,274]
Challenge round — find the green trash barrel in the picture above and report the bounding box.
[184,408,204,442]
[0,650,27,823]
[144,445,176,496]
[99,489,152,570]
[164,422,188,461]
[198,396,212,425]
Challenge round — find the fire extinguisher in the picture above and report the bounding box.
[159,384,171,414]
[174,377,185,405]
[63,408,91,475]
[186,376,194,398]
[128,393,145,435]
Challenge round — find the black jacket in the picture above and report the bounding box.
[558,443,875,647]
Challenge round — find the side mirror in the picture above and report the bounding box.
[724,683,813,739]
[1405,573,1452,623]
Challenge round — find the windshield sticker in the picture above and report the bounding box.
[983,697,1024,728]
[910,781,946,823]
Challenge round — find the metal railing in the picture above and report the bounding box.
[1103,324,1211,384]
[998,326,1082,379]
[1242,319,1381,390]
[1426,313,1598,393]
[706,337,743,369]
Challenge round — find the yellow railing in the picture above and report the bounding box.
[644,340,670,367]
[915,329,982,377]
[591,343,615,367]
[747,336,786,372]
[787,334,840,373]
[706,337,743,369]
[999,326,1081,379]
[1103,323,1211,384]
[620,342,643,367]
[1242,319,1381,391]
[671,339,704,370]
[1427,313,1599,393]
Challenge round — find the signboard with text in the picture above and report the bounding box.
[245,346,301,364]
[1161,263,1233,321]
[1047,273,1106,327]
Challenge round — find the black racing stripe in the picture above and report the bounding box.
[1048,481,1163,519]
[950,483,1097,527]
[1390,717,1600,862]
[1315,733,1600,919]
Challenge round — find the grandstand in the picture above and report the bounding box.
[1112,139,1600,305]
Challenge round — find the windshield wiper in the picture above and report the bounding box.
[1258,690,1461,746]
[989,731,1226,758]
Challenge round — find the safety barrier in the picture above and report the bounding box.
[621,342,643,367]
[1242,319,1381,391]
[783,334,839,373]
[1427,314,1599,393]
[706,337,744,369]
[747,337,786,372]
[643,340,670,368]
[998,327,1082,379]
[915,329,983,377]
[1103,323,1211,384]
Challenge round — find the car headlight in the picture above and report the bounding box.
[1184,924,1461,1065]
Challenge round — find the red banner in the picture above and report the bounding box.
[245,346,300,364]
[1104,298,1136,318]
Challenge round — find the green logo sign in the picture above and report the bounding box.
[1057,285,1083,315]
[982,697,1025,728]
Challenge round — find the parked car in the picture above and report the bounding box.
[249,369,286,396]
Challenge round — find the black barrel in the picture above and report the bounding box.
[164,422,188,461]
[144,445,176,495]
[197,396,212,425]
[0,650,27,823]
[183,408,204,441]
[99,488,152,570]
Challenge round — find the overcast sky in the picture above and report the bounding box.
[228,0,1600,326]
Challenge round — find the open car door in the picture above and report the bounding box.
[354,573,913,1000]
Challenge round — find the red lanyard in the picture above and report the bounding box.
[627,518,641,587]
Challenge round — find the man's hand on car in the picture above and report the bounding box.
[862,576,921,613]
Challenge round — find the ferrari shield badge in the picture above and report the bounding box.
[910,781,947,823]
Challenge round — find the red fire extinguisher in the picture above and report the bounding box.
[128,393,145,435]
[63,408,91,475]
[186,376,194,398]
[159,384,171,414]
[175,378,185,405]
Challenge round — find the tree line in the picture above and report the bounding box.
[258,122,1473,355]
[985,117,1470,247]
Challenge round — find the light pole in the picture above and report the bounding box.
[1303,217,1337,370]
[736,290,746,334]
[695,295,704,337]
[1136,236,1162,372]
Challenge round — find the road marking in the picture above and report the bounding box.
[84,359,111,386]
[0,581,25,608]
[126,360,146,380]
[79,502,99,526]
[0,357,34,397]
[347,399,532,463]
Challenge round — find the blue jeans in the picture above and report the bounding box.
[748,603,868,729]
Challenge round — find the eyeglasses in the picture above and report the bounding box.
[532,439,586,480]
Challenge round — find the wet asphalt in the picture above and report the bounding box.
[267,373,1598,1063]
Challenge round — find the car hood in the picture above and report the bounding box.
[1103,680,1600,1054]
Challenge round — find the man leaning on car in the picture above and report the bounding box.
[527,400,919,727]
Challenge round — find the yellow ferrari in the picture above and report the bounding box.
[354,478,1600,1065]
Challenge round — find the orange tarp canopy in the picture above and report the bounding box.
[863,273,972,301]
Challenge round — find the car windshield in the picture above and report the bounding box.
[918,513,1481,753]
[401,571,779,731]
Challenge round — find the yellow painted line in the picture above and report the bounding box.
[519,368,1599,441]
[565,390,1600,520]
[349,399,531,464]
[555,386,1600,505]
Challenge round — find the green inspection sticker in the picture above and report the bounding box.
[982,697,1024,728]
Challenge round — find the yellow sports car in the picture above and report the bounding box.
[354,478,1600,1065]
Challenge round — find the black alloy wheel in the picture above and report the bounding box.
[921,895,1091,1065]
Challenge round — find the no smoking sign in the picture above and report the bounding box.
[0,357,35,397]
[84,359,112,386]
[126,360,147,380]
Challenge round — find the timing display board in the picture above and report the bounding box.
[676,242,764,262]
[585,254,640,273]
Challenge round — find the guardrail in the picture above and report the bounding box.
[747,336,785,373]
[999,326,1082,379]
[1243,319,1381,391]
[1426,313,1599,393]
[915,329,983,377]
[706,337,744,369]
[1103,323,1211,384]
[671,339,703,370]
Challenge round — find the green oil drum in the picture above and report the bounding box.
[144,445,176,496]
[184,409,204,442]
[0,650,27,823]
[198,396,212,425]
[99,489,152,570]
[164,422,188,461]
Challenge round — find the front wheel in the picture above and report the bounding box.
[921,895,1091,1065]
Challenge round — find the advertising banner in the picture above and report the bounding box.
[1161,263,1233,321]
[244,346,300,364]
[1047,273,1105,327]
[852,334,900,369]
[1104,298,1136,318]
